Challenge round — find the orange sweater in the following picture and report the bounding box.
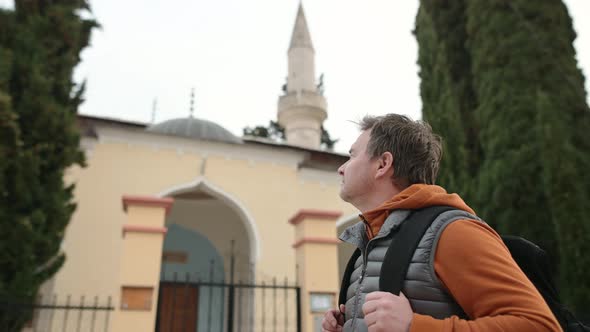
[361,184,562,332]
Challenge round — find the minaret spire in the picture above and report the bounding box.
[277,3,327,149]
[289,3,314,51]
[286,2,316,93]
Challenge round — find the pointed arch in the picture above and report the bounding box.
[157,176,260,263]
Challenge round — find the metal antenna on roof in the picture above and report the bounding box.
[151,98,157,124]
[189,88,195,118]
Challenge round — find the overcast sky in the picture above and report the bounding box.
[1,0,589,153]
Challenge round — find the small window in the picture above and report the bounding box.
[120,286,153,311]
[309,293,335,313]
[162,251,188,264]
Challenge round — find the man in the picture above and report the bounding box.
[322,114,561,332]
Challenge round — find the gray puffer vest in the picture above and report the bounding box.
[338,209,483,332]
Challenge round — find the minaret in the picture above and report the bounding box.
[278,3,327,149]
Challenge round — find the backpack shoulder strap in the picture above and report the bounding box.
[379,205,456,295]
[338,248,361,306]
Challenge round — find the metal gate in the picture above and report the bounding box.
[155,278,301,332]
[156,249,301,332]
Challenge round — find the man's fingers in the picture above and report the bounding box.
[362,297,379,315]
[321,318,335,330]
[364,311,377,327]
[327,310,337,326]
[321,308,344,332]
[364,291,406,315]
[325,309,341,327]
[364,291,389,301]
[337,304,345,325]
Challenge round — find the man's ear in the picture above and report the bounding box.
[375,152,394,179]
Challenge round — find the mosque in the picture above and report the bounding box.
[39,4,360,332]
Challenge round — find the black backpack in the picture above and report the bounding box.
[338,206,589,332]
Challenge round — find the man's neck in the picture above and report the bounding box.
[357,186,401,214]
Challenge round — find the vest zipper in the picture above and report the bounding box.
[350,240,374,332]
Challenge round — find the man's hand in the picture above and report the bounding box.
[321,304,346,332]
[362,292,413,332]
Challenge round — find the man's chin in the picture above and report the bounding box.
[339,191,350,203]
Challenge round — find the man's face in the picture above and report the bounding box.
[338,130,378,206]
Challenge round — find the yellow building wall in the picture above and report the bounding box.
[51,129,357,331]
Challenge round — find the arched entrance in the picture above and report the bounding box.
[155,178,257,332]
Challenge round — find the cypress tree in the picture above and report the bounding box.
[414,1,481,198]
[464,0,559,267]
[416,0,590,313]
[0,1,97,329]
[465,0,590,311]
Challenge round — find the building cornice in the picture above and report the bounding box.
[122,196,174,216]
[288,209,342,225]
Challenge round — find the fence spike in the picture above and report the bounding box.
[90,296,98,332]
[273,277,277,330]
[104,296,112,332]
[285,276,289,330]
[76,295,85,331]
[62,294,71,332]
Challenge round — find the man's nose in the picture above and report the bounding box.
[338,164,345,175]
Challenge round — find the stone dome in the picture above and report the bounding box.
[146,117,242,144]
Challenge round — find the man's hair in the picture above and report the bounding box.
[359,114,443,187]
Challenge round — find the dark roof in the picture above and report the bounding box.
[146,117,242,144]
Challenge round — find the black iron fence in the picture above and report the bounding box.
[0,294,114,332]
[156,273,301,332]
[157,239,302,332]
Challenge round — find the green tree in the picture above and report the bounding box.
[416,0,590,313]
[414,1,480,198]
[243,120,286,141]
[320,125,339,150]
[0,1,97,330]
[243,121,338,150]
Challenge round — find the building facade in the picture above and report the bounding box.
[35,4,360,332]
